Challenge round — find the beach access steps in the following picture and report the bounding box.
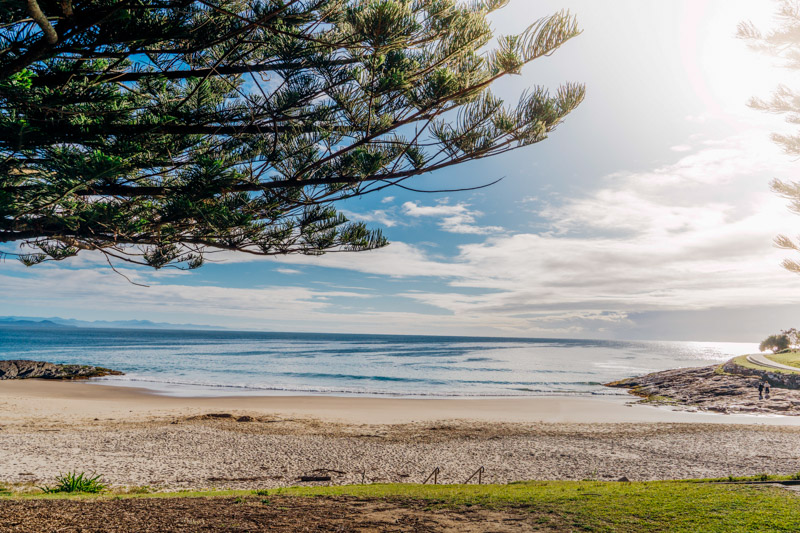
[423,467,440,484]
[464,466,485,485]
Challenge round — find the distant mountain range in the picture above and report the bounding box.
[0,316,228,331]
[0,319,77,329]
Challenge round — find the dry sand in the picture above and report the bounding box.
[3,380,800,490]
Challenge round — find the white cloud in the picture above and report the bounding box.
[276,268,301,275]
[685,113,709,124]
[339,208,400,227]
[273,241,465,279]
[269,131,800,332]
[0,267,379,328]
[381,196,395,204]
[517,196,540,204]
[402,201,505,235]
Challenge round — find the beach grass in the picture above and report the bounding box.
[1,480,799,531]
[40,472,107,494]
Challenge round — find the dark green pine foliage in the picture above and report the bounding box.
[0,0,583,269]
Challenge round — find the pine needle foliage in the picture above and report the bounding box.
[0,0,583,269]
[740,1,800,273]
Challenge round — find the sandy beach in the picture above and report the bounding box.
[2,380,800,491]
[3,379,791,425]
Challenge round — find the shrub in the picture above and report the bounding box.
[40,472,106,494]
[759,334,791,353]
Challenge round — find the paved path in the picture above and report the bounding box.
[746,353,800,373]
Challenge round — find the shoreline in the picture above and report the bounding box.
[5,379,800,489]
[84,375,629,400]
[2,378,800,425]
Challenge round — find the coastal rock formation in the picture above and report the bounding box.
[0,360,123,380]
[606,365,800,415]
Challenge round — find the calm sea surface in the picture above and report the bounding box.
[0,327,757,397]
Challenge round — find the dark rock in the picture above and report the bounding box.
[617,476,630,482]
[188,413,235,421]
[299,475,332,482]
[236,416,255,423]
[0,360,123,380]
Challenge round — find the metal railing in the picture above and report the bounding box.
[422,467,440,485]
[464,466,484,485]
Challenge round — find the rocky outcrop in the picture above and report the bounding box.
[606,364,800,415]
[0,360,123,380]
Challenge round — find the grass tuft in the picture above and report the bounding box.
[40,472,107,494]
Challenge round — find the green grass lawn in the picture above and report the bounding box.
[765,351,800,370]
[730,354,799,374]
[267,481,800,532]
[2,480,799,532]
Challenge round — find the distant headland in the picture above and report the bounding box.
[0,316,227,331]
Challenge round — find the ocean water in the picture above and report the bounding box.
[0,327,757,398]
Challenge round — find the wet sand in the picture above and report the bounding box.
[0,379,794,425]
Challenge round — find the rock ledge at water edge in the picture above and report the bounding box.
[605,363,800,415]
[0,360,123,380]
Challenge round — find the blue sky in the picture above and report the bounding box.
[3,0,800,341]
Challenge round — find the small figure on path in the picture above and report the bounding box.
[765,382,771,400]
[758,381,764,400]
